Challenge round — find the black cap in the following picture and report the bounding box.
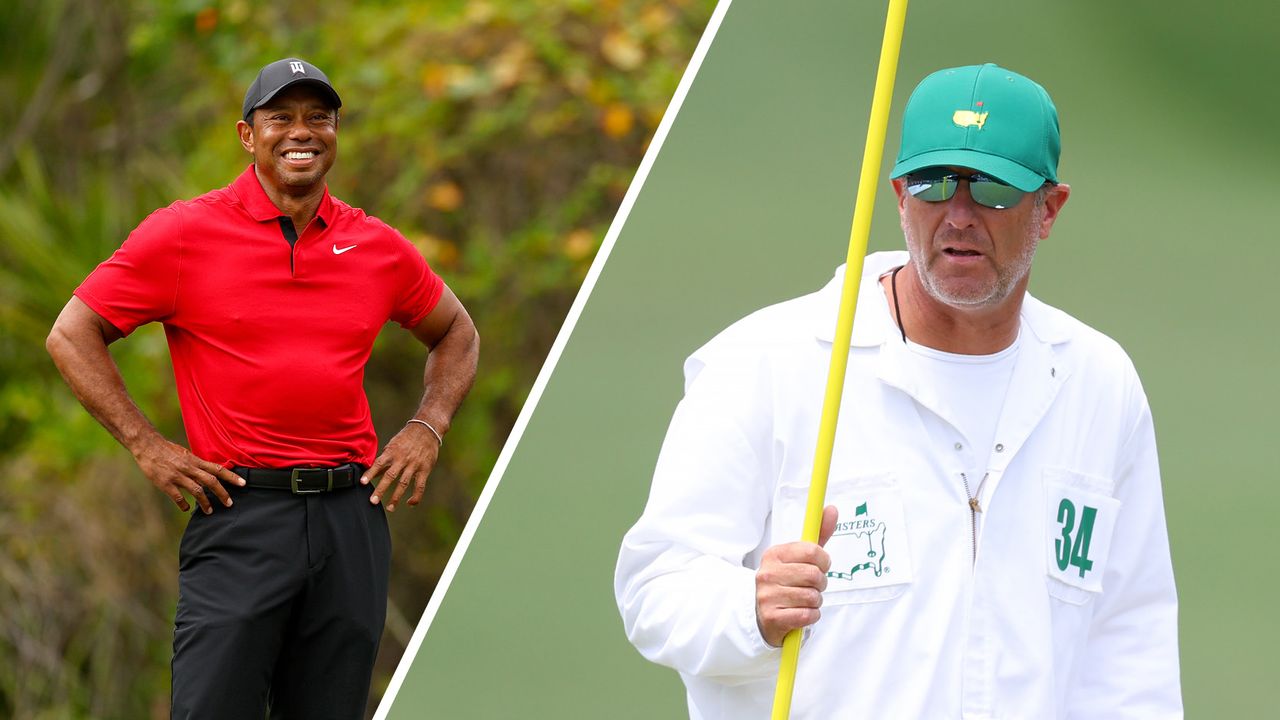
[242,58,342,122]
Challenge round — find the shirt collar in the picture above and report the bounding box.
[812,250,1074,347]
[231,164,334,226]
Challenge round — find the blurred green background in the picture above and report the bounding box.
[390,0,1280,717]
[0,0,712,717]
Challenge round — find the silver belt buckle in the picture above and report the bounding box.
[290,467,334,494]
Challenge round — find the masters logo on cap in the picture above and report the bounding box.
[890,63,1060,192]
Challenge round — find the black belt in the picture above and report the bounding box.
[232,463,364,494]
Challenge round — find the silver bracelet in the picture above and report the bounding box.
[406,418,443,447]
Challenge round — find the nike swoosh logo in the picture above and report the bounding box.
[333,244,357,255]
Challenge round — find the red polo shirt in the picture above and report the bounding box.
[75,165,443,468]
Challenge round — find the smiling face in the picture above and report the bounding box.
[893,166,1070,310]
[236,83,338,197]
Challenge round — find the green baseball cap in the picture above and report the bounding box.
[890,63,1059,192]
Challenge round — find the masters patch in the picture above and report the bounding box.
[824,486,913,592]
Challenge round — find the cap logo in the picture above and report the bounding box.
[289,61,305,75]
[953,109,988,129]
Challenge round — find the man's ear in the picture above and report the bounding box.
[890,177,909,215]
[1038,183,1071,239]
[236,119,254,154]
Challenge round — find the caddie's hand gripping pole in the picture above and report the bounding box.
[769,1,909,718]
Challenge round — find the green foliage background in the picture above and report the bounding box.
[0,1,713,717]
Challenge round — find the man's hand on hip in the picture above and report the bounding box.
[133,437,245,514]
[47,297,244,516]
[362,422,440,512]
[755,504,839,648]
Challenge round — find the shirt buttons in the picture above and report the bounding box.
[954,442,963,451]
[995,443,1005,453]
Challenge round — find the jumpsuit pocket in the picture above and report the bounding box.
[773,472,913,606]
[1043,468,1122,606]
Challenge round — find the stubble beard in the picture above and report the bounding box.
[275,159,328,191]
[902,202,1044,308]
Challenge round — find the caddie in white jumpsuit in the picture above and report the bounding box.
[615,64,1181,719]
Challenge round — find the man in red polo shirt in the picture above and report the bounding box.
[46,58,479,718]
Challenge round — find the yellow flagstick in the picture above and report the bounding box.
[770,1,909,717]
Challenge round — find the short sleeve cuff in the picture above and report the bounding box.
[72,287,134,337]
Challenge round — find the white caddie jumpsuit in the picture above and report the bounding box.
[615,251,1181,719]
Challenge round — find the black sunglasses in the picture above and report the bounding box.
[904,168,1029,210]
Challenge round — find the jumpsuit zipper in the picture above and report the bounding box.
[960,472,989,565]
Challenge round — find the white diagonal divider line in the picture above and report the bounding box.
[374,1,736,716]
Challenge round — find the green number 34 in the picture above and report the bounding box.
[1055,498,1097,578]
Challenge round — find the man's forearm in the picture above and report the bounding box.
[361,305,478,510]
[46,300,164,458]
[411,314,479,436]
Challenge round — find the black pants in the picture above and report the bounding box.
[170,482,390,720]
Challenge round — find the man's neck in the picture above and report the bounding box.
[255,166,324,234]
[882,262,1025,355]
